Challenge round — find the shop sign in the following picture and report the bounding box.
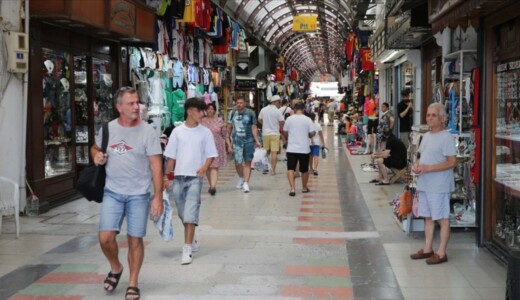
[236,79,257,89]
[497,60,520,73]
[110,0,136,35]
[293,15,317,32]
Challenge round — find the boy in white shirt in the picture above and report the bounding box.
[308,113,327,176]
[164,98,218,265]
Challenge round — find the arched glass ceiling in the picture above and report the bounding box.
[217,0,357,80]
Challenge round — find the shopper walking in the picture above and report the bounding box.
[227,97,262,193]
[200,102,230,195]
[397,88,413,148]
[283,102,316,196]
[258,95,284,175]
[410,103,456,265]
[309,113,327,176]
[327,100,336,126]
[91,86,163,300]
[164,98,218,265]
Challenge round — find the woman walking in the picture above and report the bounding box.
[201,103,229,195]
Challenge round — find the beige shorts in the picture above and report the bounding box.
[263,135,280,152]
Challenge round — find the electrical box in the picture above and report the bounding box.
[5,31,29,73]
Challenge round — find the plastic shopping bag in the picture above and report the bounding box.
[252,148,270,171]
[153,190,174,241]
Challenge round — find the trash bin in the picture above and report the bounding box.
[506,251,520,300]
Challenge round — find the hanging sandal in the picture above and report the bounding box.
[103,267,123,292]
[125,286,140,300]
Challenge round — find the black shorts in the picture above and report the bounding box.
[367,119,379,134]
[383,158,406,170]
[287,152,310,173]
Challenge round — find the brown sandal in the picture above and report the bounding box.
[410,249,434,260]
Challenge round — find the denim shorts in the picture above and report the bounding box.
[233,141,255,164]
[310,145,320,156]
[99,189,151,237]
[172,176,203,225]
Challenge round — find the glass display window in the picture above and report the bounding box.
[74,55,90,165]
[93,57,114,136]
[493,60,520,250]
[42,48,73,178]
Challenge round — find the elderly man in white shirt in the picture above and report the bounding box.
[258,95,285,175]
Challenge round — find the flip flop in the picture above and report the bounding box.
[375,182,390,186]
[289,192,296,196]
[302,189,310,193]
[369,179,379,183]
[104,267,123,293]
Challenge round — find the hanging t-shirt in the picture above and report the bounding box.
[164,123,218,176]
[178,0,196,23]
[170,0,186,19]
[360,47,374,71]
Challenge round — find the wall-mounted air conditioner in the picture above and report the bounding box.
[5,31,28,73]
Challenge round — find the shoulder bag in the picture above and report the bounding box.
[77,123,109,203]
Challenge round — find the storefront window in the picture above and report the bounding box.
[42,48,72,178]
[74,56,90,165]
[93,57,114,136]
[493,61,520,249]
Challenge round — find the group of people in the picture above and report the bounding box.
[90,87,330,300]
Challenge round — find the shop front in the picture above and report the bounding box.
[27,0,155,212]
[482,2,520,262]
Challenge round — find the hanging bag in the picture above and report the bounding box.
[77,123,109,203]
[399,190,413,217]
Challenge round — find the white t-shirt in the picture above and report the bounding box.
[312,100,320,109]
[327,101,336,112]
[311,123,323,146]
[283,114,314,154]
[164,124,218,176]
[258,104,284,135]
[279,105,292,116]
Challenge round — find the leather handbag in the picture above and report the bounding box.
[77,123,109,203]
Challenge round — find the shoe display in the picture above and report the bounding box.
[236,177,244,189]
[242,182,250,193]
[181,245,193,265]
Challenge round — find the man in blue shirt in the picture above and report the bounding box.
[227,97,261,193]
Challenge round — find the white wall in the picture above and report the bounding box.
[0,0,25,208]
[406,49,422,126]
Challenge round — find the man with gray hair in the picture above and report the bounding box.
[91,86,164,299]
[410,102,456,265]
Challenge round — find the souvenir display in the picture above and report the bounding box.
[42,48,72,178]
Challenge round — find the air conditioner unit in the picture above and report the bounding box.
[5,31,29,73]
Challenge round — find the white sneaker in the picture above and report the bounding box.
[191,239,199,252]
[181,245,193,265]
[236,177,244,189]
[242,182,250,193]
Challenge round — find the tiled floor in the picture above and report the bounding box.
[0,124,506,300]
